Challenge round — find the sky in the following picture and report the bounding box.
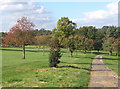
[0,0,118,32]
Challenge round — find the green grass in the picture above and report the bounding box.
[2,46,97,87]
[103,55,119,76]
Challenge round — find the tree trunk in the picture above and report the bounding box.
[97,50,99,53]
[70,51,73,57]
[84,49,86,54]
[22,44,25,59]
[42,46,45,55]
[76,50,78,56]
[109,50,112,56]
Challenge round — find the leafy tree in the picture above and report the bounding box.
[53,17,76,43]
[35,35,52,55]
[103,38,115,55]
[76,26,97,39]
[75,27,88,38]
[3,17,35,59]
[87,26,97,40]
[93,40,103,52]
[81,37,93,53]
[112,38,120,56]
[74,35,93,53]
[102,26,118,38]
[93,29,105,52]
[53,17,76,55]
[63,36,76,57]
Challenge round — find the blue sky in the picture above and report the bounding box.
[41,2,108,18]
[0,0,118,32]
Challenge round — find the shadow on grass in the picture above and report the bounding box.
[61,61,92,65]
[102,57,119,60]
[90,52,108,55]
[1,48,68,53]
[92,69,112,71]
[1,48,50,53]
[57,65,90,71]
[79,51,108,55]
[73,56,94,59]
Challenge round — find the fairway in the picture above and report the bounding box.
[2,46,97,87]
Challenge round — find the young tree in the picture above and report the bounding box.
[3,17,35,59]
[63,36,76,57]
[49,38,62,67]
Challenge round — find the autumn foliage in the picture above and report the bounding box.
[3,17,35,47]
[3,17,35,59]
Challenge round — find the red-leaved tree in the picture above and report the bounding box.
[3,17,35,59]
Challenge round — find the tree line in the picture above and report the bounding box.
[1,17,120,67]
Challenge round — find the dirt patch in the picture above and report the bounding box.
[36,69,48,72]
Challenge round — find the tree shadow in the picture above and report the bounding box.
[92,63,113,65]
[92,69,112,71]
[57,65,90,71]
[73,56,94,59]
[1,48,50,53]
[91,52,108,55]
[73,62,92,65]
[61,61,92,65]
[102,57,119,60]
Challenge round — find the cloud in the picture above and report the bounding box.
[0,0,55,32]
[72,1,118,27]
[0,0,118,32]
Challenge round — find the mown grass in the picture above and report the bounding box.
[2,46,97,87]
[103,55,119,76]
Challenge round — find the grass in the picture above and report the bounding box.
[103,54,119,76]
[2,46,97,87]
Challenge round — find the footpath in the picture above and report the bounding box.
[89,55,118,87]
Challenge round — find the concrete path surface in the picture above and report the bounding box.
[89,55,118,87]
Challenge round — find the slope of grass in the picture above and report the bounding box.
[103,55,119,76]
[2,46,97,87]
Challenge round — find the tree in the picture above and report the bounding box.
[112,38,120,56]
[81,37,93,53]
[52,17,76,56]
[63,36,76,57]
[49,38,62,67]
[53,17,76,43]
[102,26,118,38]
[92,29,105,52]
[103,38,115,56]
[74,34,94,53]
[3,17,35,59]
[35,35,52,55]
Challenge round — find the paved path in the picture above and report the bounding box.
[89,55,118,87]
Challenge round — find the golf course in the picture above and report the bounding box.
[1,46,119,87]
